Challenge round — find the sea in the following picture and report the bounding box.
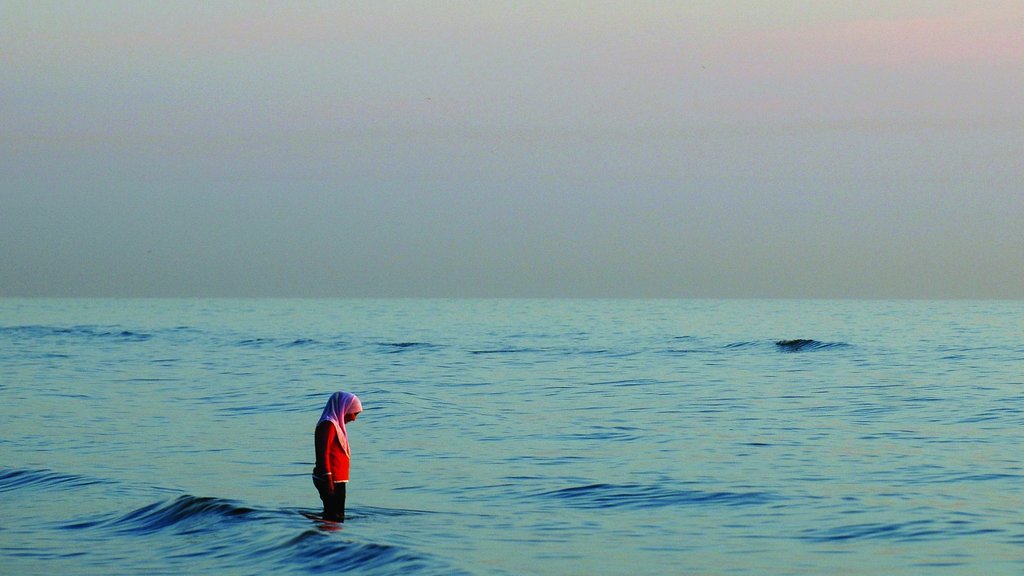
[1,298,1022,575]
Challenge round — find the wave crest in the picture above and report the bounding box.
[104,495,256,534]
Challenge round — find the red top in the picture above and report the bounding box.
[314,421,351,482]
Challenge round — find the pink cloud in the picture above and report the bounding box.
[717,9,1024,76]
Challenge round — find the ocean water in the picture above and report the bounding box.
[1,298,1022,575]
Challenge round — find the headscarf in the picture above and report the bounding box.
[317,391,362,456]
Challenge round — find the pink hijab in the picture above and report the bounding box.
[317,391,362,456]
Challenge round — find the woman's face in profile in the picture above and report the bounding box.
[344,411,360,423]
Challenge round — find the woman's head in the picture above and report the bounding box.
[319,391,362,455]
[324,391,362,423]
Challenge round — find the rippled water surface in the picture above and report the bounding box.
[2,299,1023,575]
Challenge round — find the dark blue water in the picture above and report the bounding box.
[2,299,1023,574]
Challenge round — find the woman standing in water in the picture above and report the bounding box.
[312,391,362,521]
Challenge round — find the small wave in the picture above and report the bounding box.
[98,495,256,535]
[775,339,849,352]
[662,347,717,355]
[74,494,438,537]
[350,505,437,518]
[236,337,350,350]
[556,429,641,442]
[0,325,152,341]
[469,348,541,355]
[724,341,759,350]
[940,473,1024,483]
[270,530,456,574]
[800,519,1000,543]
[0,468,107,493]
[219,401,310,415]
[535,483,774,510]
[0,325,76,338]
[589,379,661,388]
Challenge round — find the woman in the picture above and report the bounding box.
[312,391,362,521]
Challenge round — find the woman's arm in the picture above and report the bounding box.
[323,424,336,487]
[315,422,336,493]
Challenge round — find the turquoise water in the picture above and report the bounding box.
[2,299,1023,575]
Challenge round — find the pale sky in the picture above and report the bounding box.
[3,1,1022,298]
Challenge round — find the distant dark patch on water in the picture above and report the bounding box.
[775,339,849,352]
[378,342,439,353]
[237,337,275,347]
[112,330,152,341]
[535,483,775,510]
